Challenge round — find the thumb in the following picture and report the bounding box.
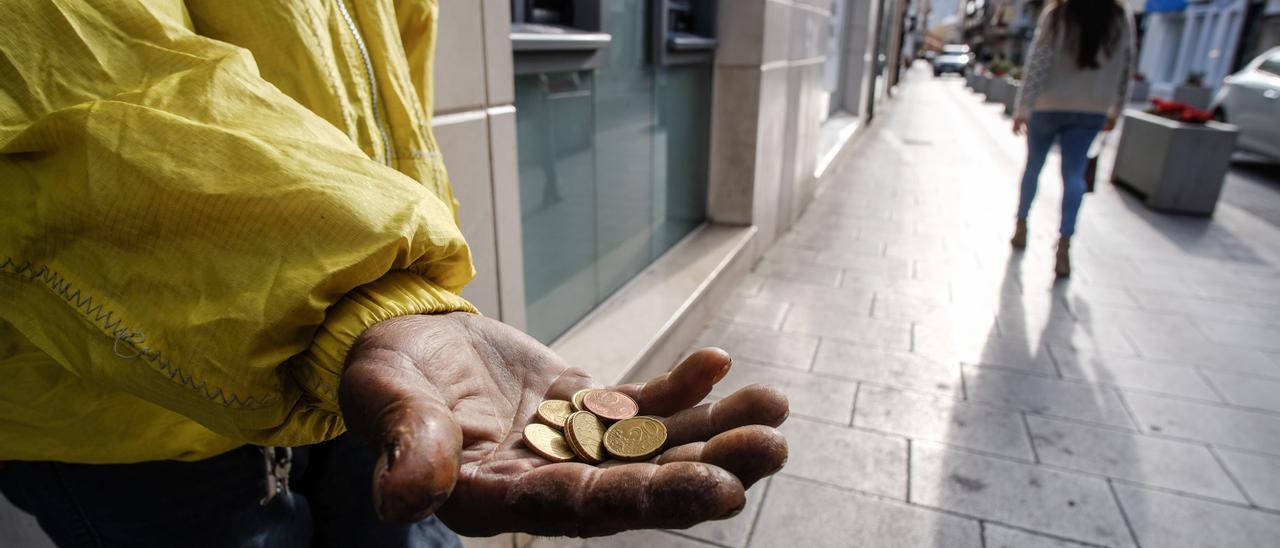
[339,349,464,523]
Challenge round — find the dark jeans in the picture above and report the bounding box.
[0,435,462,548]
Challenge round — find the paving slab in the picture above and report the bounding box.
[853,384,1035,460]
[693,322,819,371]
[909,442,1135,547]
[1113,483,1280,548]
[715,294,792,330]
[1123,392,1280,456]
[914,333,1059,374]
[677,478,771,548]
[982,523,1098,548]
[749,477,981,548]
[781,306,913,351]
[709,360,857,423]
[1215,449,1280,511]
[1026,415,1246,502]
[525,530,712,548]
[961,367,1136,428]
[1049,350,1221,401]
[778,417,907,497]
[752,259,843,287]
[1199,369,1280,412]
[812,340,963,395]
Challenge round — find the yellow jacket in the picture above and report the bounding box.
[0,0,477,463]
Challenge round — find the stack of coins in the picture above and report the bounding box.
[522,388,668,465]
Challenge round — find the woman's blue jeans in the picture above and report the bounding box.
[1016,111,1107,237]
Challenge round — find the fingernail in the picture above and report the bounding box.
[712,360,732,383]
[721,500,747,519]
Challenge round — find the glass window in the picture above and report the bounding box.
[515,0,711,343]
[1260,53,1280,76]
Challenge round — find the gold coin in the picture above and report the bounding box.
[603,416,667,460]
[536,400,574,429]
[571,389,593,412]
[522,423,576,463]
[563,411,606,464]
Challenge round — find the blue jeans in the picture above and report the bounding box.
[1016,111,1107,237]
[0,435,462,548]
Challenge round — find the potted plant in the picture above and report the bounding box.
[986,61,1017,104]
[1172,72,1212,110]
[1110,99,1239,215]
[1003,70,1022,116]
[1130,72,1149,102]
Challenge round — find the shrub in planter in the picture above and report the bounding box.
[1172,72,1212,110]
[1130,72,1150,102]
[1111,100,1238,215]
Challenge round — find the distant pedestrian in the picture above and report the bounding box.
[1011,0,1134,276]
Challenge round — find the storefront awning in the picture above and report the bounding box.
[1144,0,1187,13]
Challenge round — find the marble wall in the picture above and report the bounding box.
[432,0,526,329]
[709,0,884,248]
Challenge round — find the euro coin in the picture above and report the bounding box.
[571,389,593,412]
[522,423,576,463]
[536,399,574,428]
[582,390,639,422]
[563,411,606,464]
[603,416,667,460]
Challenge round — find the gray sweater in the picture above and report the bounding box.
[1014,4,1135,120]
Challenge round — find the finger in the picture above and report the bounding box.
[339,348,463,523]
[655,425,787,488]
[661,384,789,447]
[501,461,746,537]
[612,348,733,416]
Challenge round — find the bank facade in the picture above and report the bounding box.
[433,0,908,383]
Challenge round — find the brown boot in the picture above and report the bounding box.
[1010,219,1028,249]
[1055,236,1071,277]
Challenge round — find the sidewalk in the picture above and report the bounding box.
[521,65,1280,547]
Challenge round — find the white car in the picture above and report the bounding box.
[1213,47,1280,162]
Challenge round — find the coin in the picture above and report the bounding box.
[571,389,593,412]
[563,411,606,464]
[582,390,639,421]
[536,399,574,428]
[603,416,667,460]
[522,423,576,463]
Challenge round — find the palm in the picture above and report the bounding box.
[340,313,789,538]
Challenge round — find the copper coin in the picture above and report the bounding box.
[582,390,639,421]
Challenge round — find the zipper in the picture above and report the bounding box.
[336,0,394,166]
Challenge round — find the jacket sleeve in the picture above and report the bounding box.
[0,1,476,446]
[1014,6,1058,120]
[1109,9,1136,120]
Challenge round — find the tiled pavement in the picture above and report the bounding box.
[490,65,1280,547]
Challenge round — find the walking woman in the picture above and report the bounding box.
[1011,0,1134,276]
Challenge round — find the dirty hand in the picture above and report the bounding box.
[338,312,790,537]
[1012,117,1027,135]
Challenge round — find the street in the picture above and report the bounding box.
[512,63,1280,547]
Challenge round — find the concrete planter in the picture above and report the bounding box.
[1172,85,1212,110]
[985,77,1012,104]
[1130,80,1150,102]
[1003,82,1021,116]
[974,74,992,95]
[1111,110,1238,216]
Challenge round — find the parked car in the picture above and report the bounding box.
[932,44,971,77]
[1212,47,1280,162]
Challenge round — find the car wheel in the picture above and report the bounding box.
[1212,108,1226,123]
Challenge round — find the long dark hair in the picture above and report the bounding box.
[1055,0,1124,69]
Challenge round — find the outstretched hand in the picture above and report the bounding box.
[338,313,789,537]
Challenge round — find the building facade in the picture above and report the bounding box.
[433,0,908,384]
